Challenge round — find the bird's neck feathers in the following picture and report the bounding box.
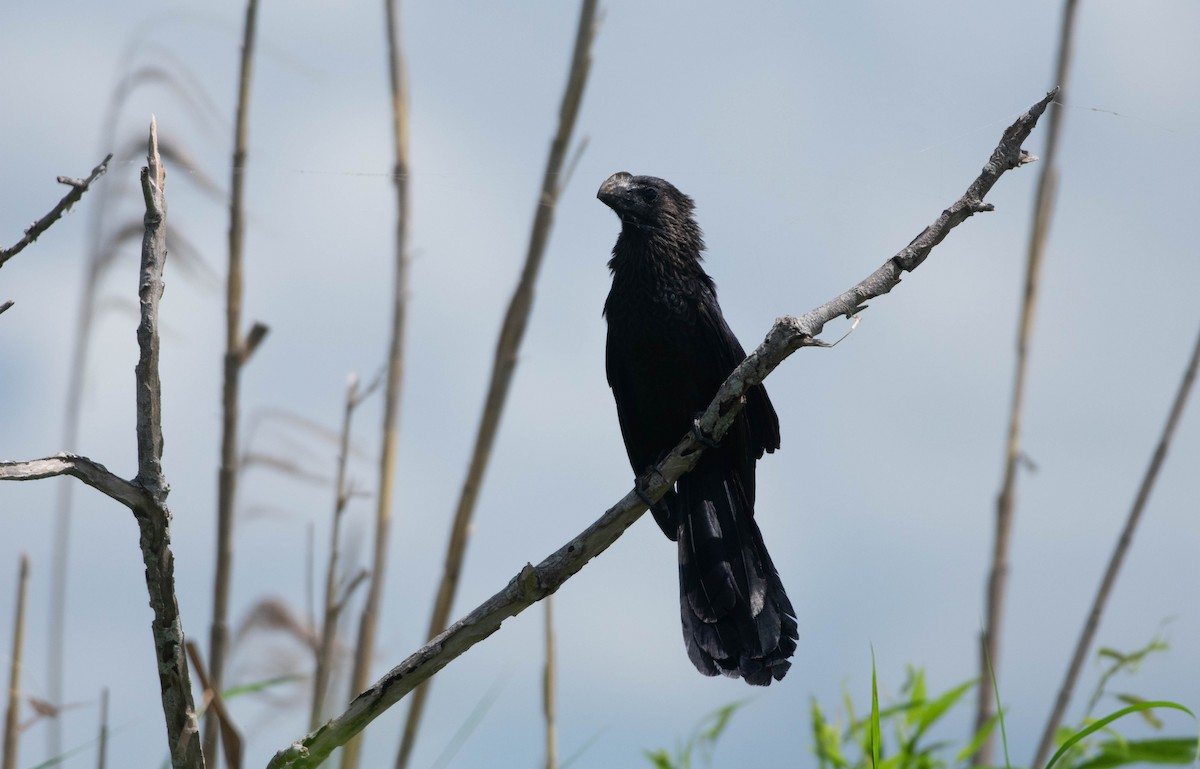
[607,213,706,282]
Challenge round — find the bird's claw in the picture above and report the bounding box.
[691,419,719,448]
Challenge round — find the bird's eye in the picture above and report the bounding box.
[640,187,659,203]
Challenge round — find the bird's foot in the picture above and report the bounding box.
[634,465,667,508]
[691,418,720,448]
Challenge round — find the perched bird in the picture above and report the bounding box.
[598,171,797,685]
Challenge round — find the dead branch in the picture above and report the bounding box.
[265,90,1056,769]
[0,154,111,268]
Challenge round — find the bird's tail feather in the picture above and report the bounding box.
[676,464,797,686]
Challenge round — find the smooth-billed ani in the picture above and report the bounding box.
[598,171,797,686]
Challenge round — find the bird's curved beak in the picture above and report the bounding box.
[597,171,634,210]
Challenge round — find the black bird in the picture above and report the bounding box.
[598,171,797,685]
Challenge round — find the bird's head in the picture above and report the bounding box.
[597,172,695,231]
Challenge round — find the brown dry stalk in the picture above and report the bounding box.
[392,3,599,766]
[543,597,557,769]
[1030,322,1200,769]
[2,554,29,769]
[974,2,1079,762]
[205,0,263,765]
[312,377,364,730]
[338,2,412,768]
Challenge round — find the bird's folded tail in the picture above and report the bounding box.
[676,466,797,686]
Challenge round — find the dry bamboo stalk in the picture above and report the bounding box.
[312,376,363,730]
[1030,323,1200,769]
[974,2,1078,762]
[393,3,598,766]
[205,0,262,764]
[2,554,29,769]
[338,2,412,767]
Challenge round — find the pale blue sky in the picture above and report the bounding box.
[2,2,1199,768]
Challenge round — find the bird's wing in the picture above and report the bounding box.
[694,287,781,460]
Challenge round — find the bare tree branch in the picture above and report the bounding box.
[266,89,1056,769]
[0,454,147,509]
[134,117,205,769]
[1,122,204,769]
[0,154,111,268]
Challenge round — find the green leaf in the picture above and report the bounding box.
[221,672,305,699]
[700,699,747,742]
[1045,701,1197,769]
[644,748,676,769]
[1069,737,1199,769]
[955,713,1000,764]
[906,667,928,728]
[914,679,977,741]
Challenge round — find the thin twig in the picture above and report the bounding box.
[312,376,363,731]
[206,0,262,764]
[1030,322,1200,769]
[394,2,598,765]
[0,155,111,267]
[2,554,29,769]
[0,454,147,508]
[975,3,1079,760]
[543,597,557,769]
[186,642,244,769]
[96,687,108,769]
[267,90,1055,769]
[339,1,411,766]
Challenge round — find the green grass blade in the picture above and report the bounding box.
[914,679,978,739]
[1044,701,1197,769]
[956,713,1001,764]
[871,649,882,769]
[1070,737,1200,769]
[983,641,1012,769]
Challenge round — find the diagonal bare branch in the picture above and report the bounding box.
[0,155,111,268]
[0,454,147,509]
[267,89,1056,769]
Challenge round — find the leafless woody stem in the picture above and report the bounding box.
[0,155,110,268]
[266,90,1056,769]
[0,119,205,768]
[206,0,264,765]
[312,376,370,730]
[338,1,412,767]
[974,3,1078,761]
[393,3,598,766]
[2,555,29,769]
